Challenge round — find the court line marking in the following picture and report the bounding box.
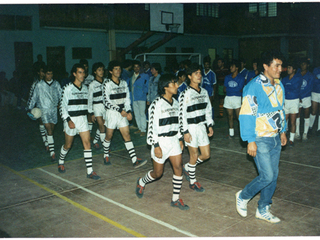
[39,168,198,237]
[211,146,320,170]
[0,164,145,237]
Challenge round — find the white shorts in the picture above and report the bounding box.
[299,97,311,108]
[105,110,129,129]
[151,135,182,164]
[311,92,320,103]
[284,99,299,114]
[41,108,58,124]
[64,115,89,136]
[223,96,242,109]
[93,103,106,118]
[185,124,210,148]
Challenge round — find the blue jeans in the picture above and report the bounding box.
[240,135,281,210]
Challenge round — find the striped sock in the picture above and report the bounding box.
[196,158,203,165]
[93,129,100,144]
[139,170,155,187]
[100,132,106,143]
[88,122,93,133]
[59,146,69,165]
[125,141,137,163]
[84,149,93,174]
[47,135,55,156]
[103,139,110,158]
[39,125,48,147]
[172,175,183,202]
[188,163,197,184]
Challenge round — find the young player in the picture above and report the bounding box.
[179,63,214,192]
[246,58,260,84]
[58,63,100,180]
[202,57,217,121]
[281,61,302,146]
[102,60,147,168]
[174,70,187,100]
[223,59,245,138]
[28,65,62,161]
[147,63,162,107]
[295,58,315,140]
[26,66,48,151]
[135,74,189,210]
[309,66,320,135]
[88,62,107,149]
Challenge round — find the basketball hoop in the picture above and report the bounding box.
[166,23,181,33]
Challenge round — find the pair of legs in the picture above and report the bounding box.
[286,113,298,144]
[296,106,310,138]
[38,118,48,150]
[218,93,225,117]
[43,122,56,159]
[226,108,240,137]
[92,116,106,148]
[309,100,320,133]
[133,100,147,135]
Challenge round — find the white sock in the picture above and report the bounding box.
[172,175,183,202]
[47,135,55,156]
[103,139,111,158]
[125,141,137,163]
[88,122,93,132]
[229,128,234,136]
[296,118,300,135]
[310,114,316,129]
[59,146,69,165]
[39,125,48,147]
[289,132,295,142]
[304,118,309,134]
[139,170,155,187]
[100,133,106,143]
[93,129,100,144]
[84,150,93,174]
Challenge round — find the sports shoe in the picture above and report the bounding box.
[236,190,250,217]
[295,134,301,140]
[255,205,281,223]
[135,178,145,198]
[302,133,308,141]
[171,199,190,210]
[288,141,294,147]
[133,158,147,168]
[87,171,101,180]
[189,182,205,192]
[104,156,111,165]
[93,143,100,149]
[58,164,66,173]
[182,165,190,182]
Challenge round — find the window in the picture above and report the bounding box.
[0,15,32,30]
[248,3,277,17]
[196,4,219,18]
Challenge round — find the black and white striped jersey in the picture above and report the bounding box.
[28,79,62,110]
[178,86,214,134]
[102,78,131,113]
[147,96,182,147]
[27,79,41,108]
[59,82,88,122]
[88,78,106,114]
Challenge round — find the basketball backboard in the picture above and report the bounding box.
[150,4,184,34]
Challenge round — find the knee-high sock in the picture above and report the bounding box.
[59,146,69,165]
[93,129,100,144]
[39,125,48,147]
[309,114,316,129]
[188,163,197,184]
[139,170,155,187]
[296,117,300,135]
[84,149,93,174]
[304,118,310,134]
[172,175,183,202]
[102,139,110,158]
[88,122,93,133]
[47,135,55,156]
[125,141,137,163]
[100,132,106,143]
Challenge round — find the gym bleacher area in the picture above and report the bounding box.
[0,99,320,237]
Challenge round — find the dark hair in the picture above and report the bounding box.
[92,62,105,76]
[132,60,141,67]
[43,65,53,73]
[186,63,201,85]
[122,59,133,69]
[108,60,121,72]
[71,63,85,75]
[158,74,176,96]
[203,56,211,65]
[300,57,310,66]
[230,59,241,70]
[177,70,186,78]
[151,63,162,73]
[287,59,299,71]
[261,49,284,67]
[217,58,225,63]
[79,59,88,66]
[143,61,150,66]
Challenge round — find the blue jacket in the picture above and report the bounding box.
[298,71,314,99]
[174,82,187,100]
[239,74,286,143]
[131,73,149,101]
[312,67,320,93]
[281,74,302,100]
[224,73,245,97]
[201,69,216,97]
[147,74,161,103]
[246,70,258,84]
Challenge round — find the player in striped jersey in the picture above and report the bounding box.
[26,66,48,151]
[88,62,106,149]
[58,63,100,180]
[102,60,147,168]
[179,63,214,192]
[136,74,189,210]
[27,66,62,161]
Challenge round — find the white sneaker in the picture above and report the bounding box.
[295,134,301,140]
[235,190,250,217]
[255,206,281,224]
[302,133,308,141]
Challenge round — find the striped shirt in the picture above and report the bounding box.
[59,82,88,122]
[178,86,214,134]
[27,79,41,108]
[88,78,106,114]
[102,78,131,113]
[147,96,182,147]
